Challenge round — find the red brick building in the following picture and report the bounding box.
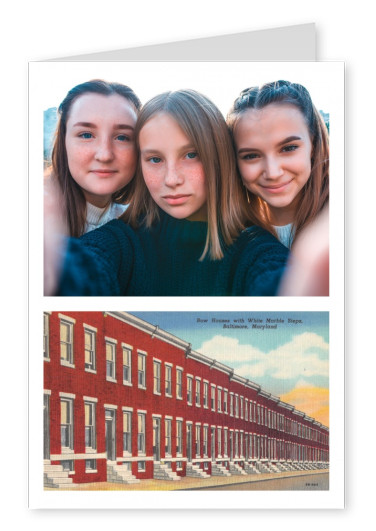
[43,311,329,487]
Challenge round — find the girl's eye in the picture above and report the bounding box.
[116,134,131,142]
[241,153,260,161]
[186,151,198,160]
[282,144,298,153]
[149,156,162,164]
[79,132,93,139]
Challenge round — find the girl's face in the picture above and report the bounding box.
[139,112,207,221]
[234,103,312,225]
[65,93,138,208]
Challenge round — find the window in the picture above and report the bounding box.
[84,329,96,371]
[165,365,172,396]
[203,426,208,456]
[60,319,73,365]
[106,341,116,380]
[235,395,239,418]
[43,313,49,359]
[223,389,228,414]
[217,388,222,412]
[187,376,193,404]
[165,418,172,455]
[230,393,234,416]
[203,382,209,408]
[123,411,132,454]
[245,399,248,421]
[224,428,228,457]
[84,402,96,449]
[211,385,216,411]
[85,459,96,471]
[153,360,161,394]
[176,368,183,399]
[60,398,73,449]
[240,396,244,419]
[123,347,132,384]
[195,424,201,457]
[138,353,146,388]
[195,378,201,406]
[217,427,222,456]
[137,413,146,454]
[176,420,183,455]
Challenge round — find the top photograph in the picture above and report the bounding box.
[32,61,343,297]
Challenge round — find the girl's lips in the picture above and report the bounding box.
[260,180,293,193]
[163,194,191,205]
[91,170,117,177]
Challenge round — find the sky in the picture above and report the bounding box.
[34,61,337,118]
[132,311,329,426]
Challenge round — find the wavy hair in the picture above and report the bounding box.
[227,80,329,245]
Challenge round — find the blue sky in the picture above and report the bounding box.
[131,312,329,398]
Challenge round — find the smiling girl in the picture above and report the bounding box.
[227,80,329,248]
[50,79,141,237]
[50,89,289,296]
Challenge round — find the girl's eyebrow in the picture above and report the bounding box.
[237,135,302,154]
[276,135,301,147]
[141,144,195,155]
[72,121,134,130]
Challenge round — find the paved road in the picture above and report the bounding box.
[187,472,329,491]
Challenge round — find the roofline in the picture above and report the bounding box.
[105,311,329,430]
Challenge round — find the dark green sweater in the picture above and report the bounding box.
[58,212,289,296]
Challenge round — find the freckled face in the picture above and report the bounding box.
[234,104,312,225]
[65,93,138,208]
[139,112,207,221]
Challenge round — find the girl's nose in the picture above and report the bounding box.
[95,138,114,162]
[164,162,184,187]
[264,157,284,180]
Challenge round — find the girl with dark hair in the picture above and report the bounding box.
[227,80,329,249]
[47,89,288,296]
[49,79,141,237]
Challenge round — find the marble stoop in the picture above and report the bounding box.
[107,463,140,484]
[211,463,231,477]
[267,462,282,473]
[244,462,261,474]
[229,462,247,475]
[255,461,272,473]
[275,461,290,472]
[186,463,210,479]
[153,462,181,481]
[44,463,75,488]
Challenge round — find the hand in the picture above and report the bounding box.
[44,174,67,295]
[279,207,329,296]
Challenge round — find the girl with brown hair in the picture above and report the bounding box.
[49,79,141,237]
[227,80,329,249]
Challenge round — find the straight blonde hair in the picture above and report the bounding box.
[123,89,252,260]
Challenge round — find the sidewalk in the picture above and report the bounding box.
[49,468,329,491]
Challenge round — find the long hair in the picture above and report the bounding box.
[51,79,141,237]
[122,89,251,261]
[227,80,329,244]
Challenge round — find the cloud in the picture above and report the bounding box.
[197,332,329,381]
[280,385,329,427]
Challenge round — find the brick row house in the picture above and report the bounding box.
[43,311,329,487]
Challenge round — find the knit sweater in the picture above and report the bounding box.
[58,211,289,296]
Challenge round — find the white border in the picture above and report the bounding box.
[29,60,344,509]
